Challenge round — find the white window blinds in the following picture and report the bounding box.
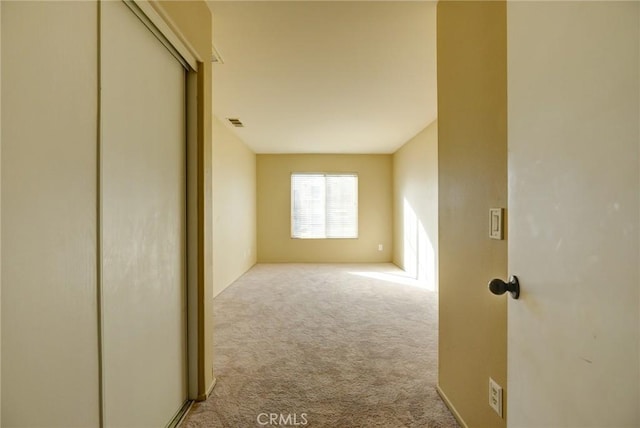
[291,173,358,239]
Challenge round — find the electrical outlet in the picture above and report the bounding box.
[378,244,383,251]
[489,377,503,417]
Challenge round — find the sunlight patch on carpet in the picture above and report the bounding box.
[348,269,435,291]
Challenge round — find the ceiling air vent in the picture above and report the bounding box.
[211,46,224,64]
[227,118,244,128]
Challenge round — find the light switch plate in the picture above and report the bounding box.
[489,208,504,240]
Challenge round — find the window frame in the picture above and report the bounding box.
[290,172,359,240]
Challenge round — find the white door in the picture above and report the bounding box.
[507,2,639,427]
[101,1,187,426]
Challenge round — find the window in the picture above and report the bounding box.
[291,173,358,239]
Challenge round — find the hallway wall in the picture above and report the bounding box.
[213,117,256,297]
[436,2,508,427]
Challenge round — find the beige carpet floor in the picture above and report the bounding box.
[181,263,458,428]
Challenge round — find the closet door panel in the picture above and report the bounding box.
[101,1,187,426]
[1,1,100,426]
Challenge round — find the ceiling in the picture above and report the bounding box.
[208,1,437,154]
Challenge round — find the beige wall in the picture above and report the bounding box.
[393,121,438,290]
[507,2,639,426]
[436,2,508,427]
[257,154,392,263]
[213,117,257,297]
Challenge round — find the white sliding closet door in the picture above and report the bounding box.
[1,2,100,426]
[101,1,187,426]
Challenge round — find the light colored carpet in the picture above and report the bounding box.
[181,263,458,428]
